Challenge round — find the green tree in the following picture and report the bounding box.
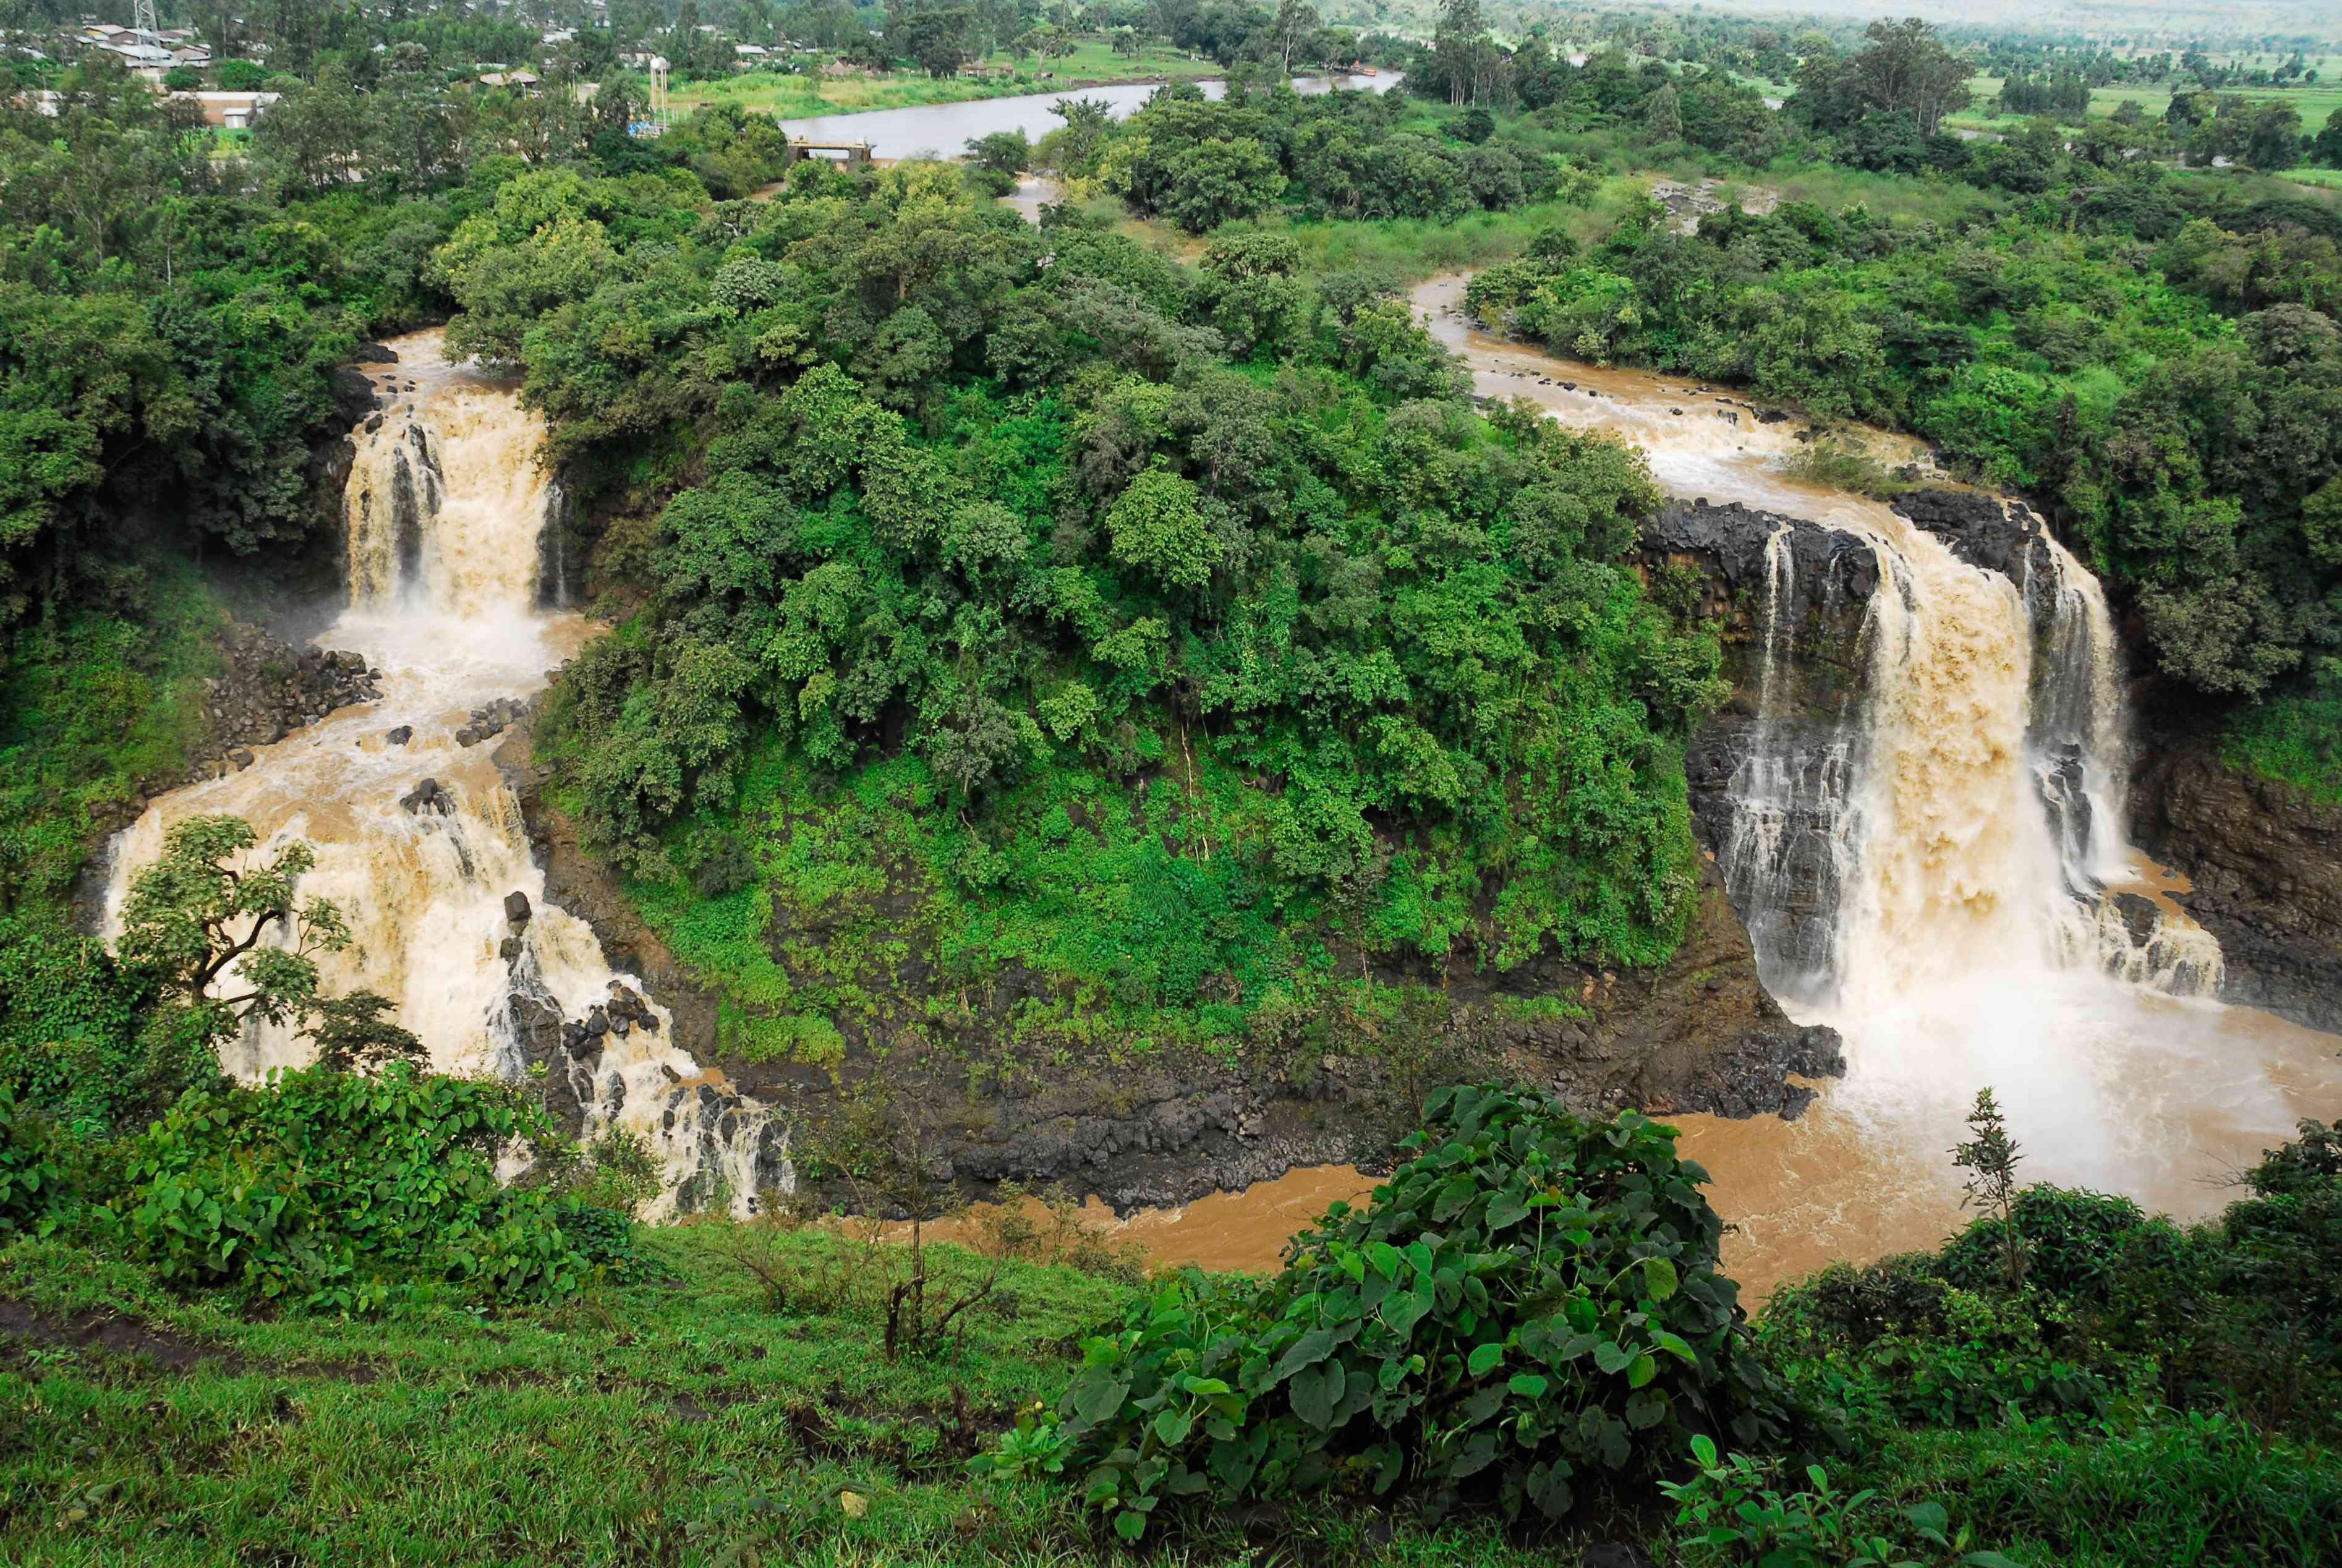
[1952,1088,2026,1291]
[251,61,374,195]
[1269,0,1317,75]
[966,129,1031,179]
[115,816,351,1036]
[1159,137,1286,232]
[2319,108,2342,168]
[1105,465,1218,587]
[1643,83,1682,142]
[890,1,978,77]
[2244,100,2305,171]
[305,991,425,1073]
[1844,18,1972,135]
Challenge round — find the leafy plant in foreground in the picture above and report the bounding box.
[1663,1434,2022,1568]
[111,1063,633,1311]
[1002,1084,1782,1539]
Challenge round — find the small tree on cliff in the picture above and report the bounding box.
[116,814,353,1042]
[305,991,425,1073]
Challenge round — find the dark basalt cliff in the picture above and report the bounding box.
[1641,501,1878,1000]
[2132,722,2342,1035]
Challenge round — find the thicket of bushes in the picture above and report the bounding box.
[968,1087,2342,1564]
[997,1084,1781,1539]
[1,1063,652,1313]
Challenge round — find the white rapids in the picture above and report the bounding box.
[100,331,785,1221]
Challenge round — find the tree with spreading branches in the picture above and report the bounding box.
[116,814,353,1039]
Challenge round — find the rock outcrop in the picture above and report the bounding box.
[2132,724,2342,1034]
[1643,501,1880,997]
[492,696,1847,1214]
[194,624,381,770]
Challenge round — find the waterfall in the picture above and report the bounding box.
[103,330,786,1220]
[1725,501,2227,1012]
[1412,270,2342,1282]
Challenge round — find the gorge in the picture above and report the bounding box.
[83,270,2338,1295]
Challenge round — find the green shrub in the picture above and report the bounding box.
[111,1065,632,1311]
[1010,1084,1782,1539]
[1663,1435,2019,1568]
[1936,1187,2182,1305]
[1875,1412,2342,1568]
[0,1088,62,1236]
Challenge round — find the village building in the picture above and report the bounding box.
[169,90,279,128]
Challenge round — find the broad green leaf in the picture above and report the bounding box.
[1071,1376,1132,1424]
[1626,1352,1656,1389]
[1266,1327,1334,1387]
[1642,1256,1679,1302]
[1507,1373,1549,1399]
[1467,1341,1505,1377]
[1484,1190,1530,1230]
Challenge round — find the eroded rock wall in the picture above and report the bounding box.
[2133,728,2342,1034]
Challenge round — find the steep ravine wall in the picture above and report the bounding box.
[2131,724,2342,1034]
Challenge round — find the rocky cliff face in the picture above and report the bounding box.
[1643,501,1878,1001]
[2132,723,2342,1034]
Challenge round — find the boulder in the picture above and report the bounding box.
[400,777,451,816]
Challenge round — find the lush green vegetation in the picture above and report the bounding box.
[6,1084,2339,1565]
[3,9,2340,1561]
[1015,1085,1781,1538]
[491,160,1721,1056]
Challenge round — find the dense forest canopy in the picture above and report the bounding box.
[0,10,2337,1044]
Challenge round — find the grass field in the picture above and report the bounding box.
[0,1227,1581,1567]
[2284,166,2342,189]
[668,45,1224,120]
[1947,75,2342,135]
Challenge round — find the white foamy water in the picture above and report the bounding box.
[101,332,784,1219]
[1415,274,2342,1292]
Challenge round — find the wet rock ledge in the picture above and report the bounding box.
[2132,720,2342,1036]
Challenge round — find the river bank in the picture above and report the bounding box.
[767,69,1399,160]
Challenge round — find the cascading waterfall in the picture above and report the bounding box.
[1415,270,2341,1275]
[1729,504,2226,1012]
[102,331,786,1220]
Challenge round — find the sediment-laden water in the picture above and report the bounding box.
[101,334,785,1219]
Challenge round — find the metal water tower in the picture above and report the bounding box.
[649,55,670,124]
